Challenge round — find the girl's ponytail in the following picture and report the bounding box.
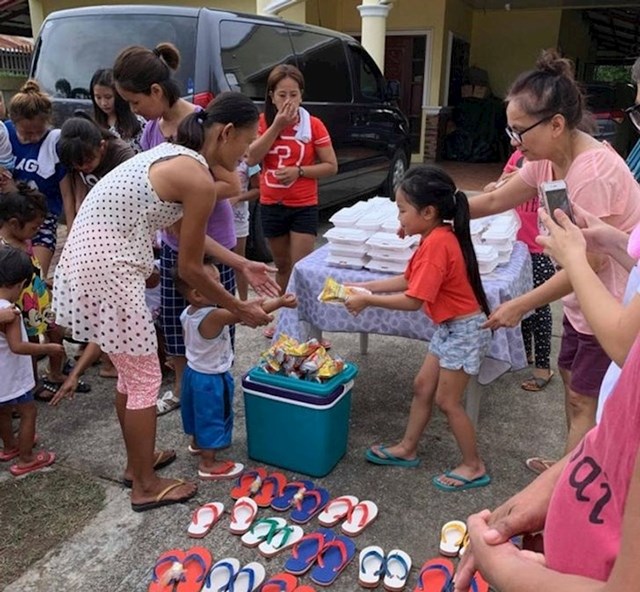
[452,190,491,317]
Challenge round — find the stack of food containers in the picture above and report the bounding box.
[365,232,420,273]
[471,210,521,274]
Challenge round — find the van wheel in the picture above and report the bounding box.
[383,150,408,197]
[246,201,272,263]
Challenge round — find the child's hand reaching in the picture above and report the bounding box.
[0,305,20,324]
[50,375,78,406]
[280,293,298,309]
[345,294,369,316]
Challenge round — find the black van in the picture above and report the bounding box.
[31,5,411,257]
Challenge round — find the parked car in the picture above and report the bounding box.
[30,5,411,260]
[584,82,636,158]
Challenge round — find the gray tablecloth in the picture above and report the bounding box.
[276,241,533,385]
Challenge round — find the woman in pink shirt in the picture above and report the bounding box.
[470,49,640,472]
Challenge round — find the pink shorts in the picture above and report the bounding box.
[109,353,162,410]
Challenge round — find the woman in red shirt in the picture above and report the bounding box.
[248,65,337,317]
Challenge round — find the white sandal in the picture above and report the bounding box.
[156,390,180,416]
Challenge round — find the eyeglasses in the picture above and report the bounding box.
[625,103,640,133]
[505,115,554,144]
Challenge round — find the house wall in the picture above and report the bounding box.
[558,8,593,79]
[470,9,562,98]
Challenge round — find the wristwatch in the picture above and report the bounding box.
[298,165,305,178]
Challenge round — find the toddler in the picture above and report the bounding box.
[0,246,63,475]
[173,259,297,479]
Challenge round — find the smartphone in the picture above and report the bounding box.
[540,180,575,224]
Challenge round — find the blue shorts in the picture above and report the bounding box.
[159,243,236,356]
[180,366,234,450]
[0,390,35,407]
[31,213,58,252]
[429,313,491,375]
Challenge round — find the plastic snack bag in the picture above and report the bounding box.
[317,277,371,304]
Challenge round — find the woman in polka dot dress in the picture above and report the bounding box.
[51,93,272,511]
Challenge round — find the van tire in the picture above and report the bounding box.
[382,150,408,197]
[246,201,272,263]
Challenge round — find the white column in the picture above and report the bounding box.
[28,0,45,37]
[257,0,305,16]
[357,1,392,73]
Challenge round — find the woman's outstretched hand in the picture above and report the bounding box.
[242,261,280,297]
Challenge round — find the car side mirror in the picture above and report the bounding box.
[386,79,400,101]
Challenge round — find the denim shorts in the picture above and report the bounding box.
[429,313,491,375]
[260,203,318,238]
[31,213,58,252]
[0,390,35,407]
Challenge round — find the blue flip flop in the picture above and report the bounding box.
[270,480,315,512]
[289,487,330,524]
[432,471,492,492]
[284,527,336,575]
[309,534,356,587]
[365,446,420,468]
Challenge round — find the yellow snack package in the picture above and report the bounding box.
[317,277,370,304]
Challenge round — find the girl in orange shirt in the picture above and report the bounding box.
[346,165,493,491]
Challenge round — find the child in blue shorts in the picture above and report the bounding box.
[0,246,64,476]
[173,259,297,480]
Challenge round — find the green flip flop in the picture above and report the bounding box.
[432,471,492,492]
[364,446,420,468]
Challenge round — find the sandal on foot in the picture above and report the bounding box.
[521,371,554,392]
[365,445,420,468]
[122,450,177,488]
[525,457,555,475]
[432,472,491,492]
[9,450,55,477]
[198,461,244,481]
[130,479,197,513]
[156,391,180,416]
[35,378,90,401]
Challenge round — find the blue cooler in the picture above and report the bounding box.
[242,364,357,477]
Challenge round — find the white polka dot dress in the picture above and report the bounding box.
[53,143,208,355]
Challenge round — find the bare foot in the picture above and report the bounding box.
[122,449,176,485]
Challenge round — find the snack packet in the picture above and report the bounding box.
[317,277,371,304]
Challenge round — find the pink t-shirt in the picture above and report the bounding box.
[544,331,640,581]
[519,144,640,334]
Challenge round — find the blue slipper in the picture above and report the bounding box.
[432,471,492,492]
[284,527,336,575]
[290,487,330,524]
[364,446,420,468]
[271,479,315,512]
[310,534,356,587]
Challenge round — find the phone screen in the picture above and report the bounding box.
[544,187,575,224]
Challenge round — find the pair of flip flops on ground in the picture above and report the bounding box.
[231,468,288,507]
[359,545,412,591]
[439,520,469,558]
[148,546,212,592]
[240,516,305,557]
[284,527,356,587]
[413,558,488,592]
[318,495,379,536]
[202,558,266,592]
[6,450,55,477]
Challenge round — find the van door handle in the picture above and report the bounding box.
[350,112,367,125]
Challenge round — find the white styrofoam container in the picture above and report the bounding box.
[329,201,371,227]
[326,253,369,270]
[496,244,513,264]
[474,244,499,275]
[365,258,408,274]
[366,232,420,250]
[367,246,415,262]
[355,209,394,232]
[328,243,369,258]
[381,218,401,234]
[323,227,372,245]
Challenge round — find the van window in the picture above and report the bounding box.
[289,31,351,103]
[32,15,197,99]
[347,45,384,102]
[220,21,294,100]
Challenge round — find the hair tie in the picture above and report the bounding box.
[152,47,162,59]
[196,111,208,125]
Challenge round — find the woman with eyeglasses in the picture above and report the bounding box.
[470,49,640,469]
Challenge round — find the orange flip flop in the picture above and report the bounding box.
[412,557,454,592]
[148,549,186,592]
[230,467,267,500]
[262,572,299,591]
[178,546,212,592]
